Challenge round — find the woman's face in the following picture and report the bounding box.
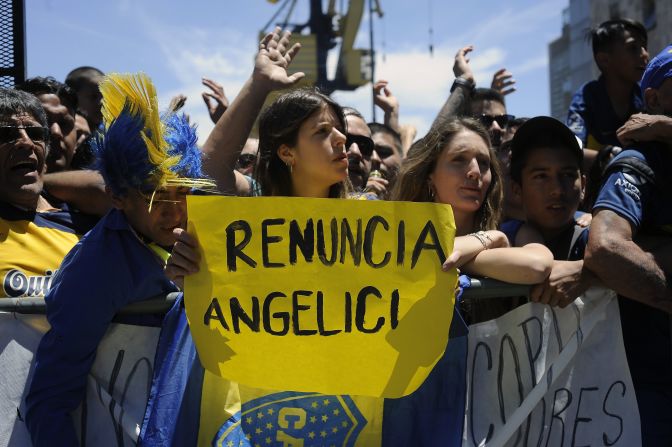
[286,105,348,192]
[429,129,492,214]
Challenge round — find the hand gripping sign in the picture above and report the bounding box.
[185,196,457,398]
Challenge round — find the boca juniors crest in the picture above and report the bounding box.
[214,392,368,447]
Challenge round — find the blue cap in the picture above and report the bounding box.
[641,45,672,93]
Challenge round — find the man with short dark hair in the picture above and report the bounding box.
[65,66,104,129]
[566,19,649,169]
[343,107,378,193]
[69,111,93,169]
[16,77,78,173]
[368,122,402,197]
[470,88,513,147]
[0,88,96,298]
[505,117,595,306]
[17,77,113,214]
[585,44,672,445]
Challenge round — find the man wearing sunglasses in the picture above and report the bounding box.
[343,107,389,197]
[235,138,259,177]
[0,88,97,300]
[369,122,403,194]
[14,77,115,216]
[470,88,511,148]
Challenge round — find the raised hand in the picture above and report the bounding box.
[373,80,399,114]
[491,68,516,96]
[453,45,475,83]
[252,27,305,91]
[201,77,229,124]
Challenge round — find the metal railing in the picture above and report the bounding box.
[0,278,531,316]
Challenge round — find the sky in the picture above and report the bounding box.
[25,0,571,141]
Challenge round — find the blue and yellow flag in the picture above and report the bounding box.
[138,291,468,446]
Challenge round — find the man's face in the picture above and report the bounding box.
[602,30,649,84]
[0,113,48,209]
[37,93,76,172]
[345,115,373,189]
[114,187,189,247]
[77,79,103,129]
[471,99,507,147]
[645,78,672,117]
[513,146,585,238]
[236,138,258,176]
[371,132,402,183]
[74,113,91,150]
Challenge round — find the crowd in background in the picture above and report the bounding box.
[2,17,672,446]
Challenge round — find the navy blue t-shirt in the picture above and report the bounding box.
[593,144,672,441]
[566,76,643,149]
[500,212,589,261]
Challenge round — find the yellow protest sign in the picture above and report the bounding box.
[185,197,457,398]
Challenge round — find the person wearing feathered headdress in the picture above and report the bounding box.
[25,73,213,446]
[93,72,214,249]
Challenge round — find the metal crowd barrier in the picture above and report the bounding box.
[0,278,531,316]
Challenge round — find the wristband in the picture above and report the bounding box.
[469,231,492,249]
[451,76,475,93]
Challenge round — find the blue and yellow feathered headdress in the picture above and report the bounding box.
[92,72,215,200]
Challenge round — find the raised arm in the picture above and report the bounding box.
[372,80,400,132]
[201,77,229,124]
[585,208,672,312]
[429,45,475,131]
[490,68,516,96]
[200,28,305,195]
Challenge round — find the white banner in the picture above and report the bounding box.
[463,288,641,447]
[0,313,159,447]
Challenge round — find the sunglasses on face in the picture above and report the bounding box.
[0,126,49,145]
[346,134,375,158]
[139,190,189,211]
[475,114,515,129]
[236,153,257,169]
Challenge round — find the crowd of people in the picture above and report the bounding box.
[2,17,672,445]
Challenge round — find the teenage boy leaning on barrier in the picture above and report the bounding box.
[25,72,213,447]
[501,116,600,308]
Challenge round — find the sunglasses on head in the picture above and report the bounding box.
[346,134,375,158]
[476,114,515,129]
[0,126,49,145]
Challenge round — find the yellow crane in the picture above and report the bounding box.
[263,0,383,94]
